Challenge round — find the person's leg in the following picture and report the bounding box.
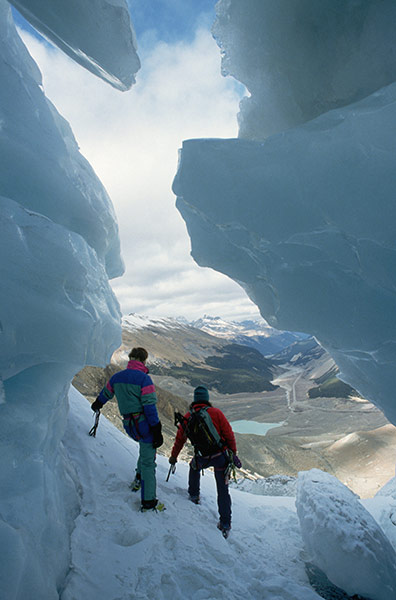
[213,454,232,528]
[188,456,201,500]
[123,419,142,484]
[139,441,157,506]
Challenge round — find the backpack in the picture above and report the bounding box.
[176,406,224,457]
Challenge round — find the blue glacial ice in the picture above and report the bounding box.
[174,2,396,426]
[2,0,396,597]
[297,469,396,600]
[213,0,396,139]
[8,0,140,90]
[0,0,137,595]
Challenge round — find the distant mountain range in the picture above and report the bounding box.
[120,314,279,394]
[191,315,310,356]
[74,313,356,400]
[123,313,309,357]
[116,313,355,396]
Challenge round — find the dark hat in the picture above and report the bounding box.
[193,385,210,404]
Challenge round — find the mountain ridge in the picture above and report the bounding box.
[123,313,309,357]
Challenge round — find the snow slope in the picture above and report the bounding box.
[63,387,396,600]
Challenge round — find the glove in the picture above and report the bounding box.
[151,422,163,449]
[233,454,242,469]
[91,398,103,412]
[169,456,177,465]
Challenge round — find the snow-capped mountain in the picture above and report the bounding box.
[192,315,309,355]
[191,315,309,355]
[124,313,309,357]
[123,313,188,332]
[190,314,275,337]
[120,313,278,395]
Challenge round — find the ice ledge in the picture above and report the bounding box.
[173,83,396,424]
[213,0,396,139]
[8,0,140,90]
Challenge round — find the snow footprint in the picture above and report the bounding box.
[104,473,128,494]
[113,527,145,547]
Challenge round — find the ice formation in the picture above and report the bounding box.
[8,0,140,90]
[296,469,396,600]
[2,0,396,596]
[0,0,136,596]
[213,0,396,139]
[174,3,396,426]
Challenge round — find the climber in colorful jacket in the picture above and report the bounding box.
[169,385,241,536]
[91,347,164,511]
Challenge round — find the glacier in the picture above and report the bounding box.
[172,2,396,593]
[8,0,140,90]
[296,469,396,600]
[213,0,396,139]
[0,0,136,596]
[2,0,396,598]
[174,2,396,427]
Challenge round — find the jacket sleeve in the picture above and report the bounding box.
[97,378,115,405]
[141,374,160,427]
[170,412,190,458]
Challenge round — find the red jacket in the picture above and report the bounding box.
[171,403,237,458]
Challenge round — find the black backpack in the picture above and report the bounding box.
[175,407,224,457]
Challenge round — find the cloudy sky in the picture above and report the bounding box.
[15,0,261,322]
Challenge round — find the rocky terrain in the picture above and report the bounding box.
[74,314,396,497]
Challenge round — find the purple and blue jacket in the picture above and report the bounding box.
[97,360,159,443]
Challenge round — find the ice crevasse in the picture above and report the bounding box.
[174,0,396,426]
[0,0,138,597]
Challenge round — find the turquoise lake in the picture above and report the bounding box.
[230,420,284,436]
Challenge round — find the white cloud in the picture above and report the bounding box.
[19,26,260,321]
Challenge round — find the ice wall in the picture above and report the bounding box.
[0,1,137,597]
[174,3,396,425]
[213,0,396,139]
[296,469,396,600]
[8,0,140,90]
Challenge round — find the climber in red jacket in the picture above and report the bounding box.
[169,385,242,537]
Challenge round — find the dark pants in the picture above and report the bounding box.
[188,452,231,527]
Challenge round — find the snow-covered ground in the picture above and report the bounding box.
[63,387,396,600]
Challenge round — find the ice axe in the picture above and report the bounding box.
[88,410,100,437]
[166,463,176,482]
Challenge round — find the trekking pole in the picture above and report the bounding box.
[88,410,100,437]
[166,464,176,482]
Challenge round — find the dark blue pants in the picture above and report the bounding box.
[188,452,232,527]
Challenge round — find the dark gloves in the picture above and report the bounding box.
[233,454,242,469]
[151,422,164,449]
[91,398,103,412]
[169,456,177,465]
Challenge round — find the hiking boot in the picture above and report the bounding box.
[129,475,141,492]
[140,499,166,513]
[189,495,201,505]
[217,521,231,539]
